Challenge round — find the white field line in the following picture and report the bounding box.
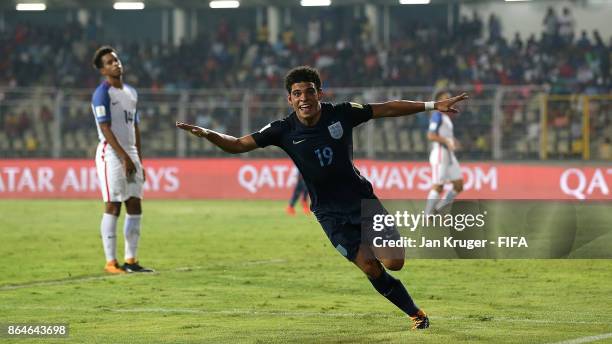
[2,260,611,327]
[0,275,114,291]
[548,333,612,344]
[1,305,610,326]
[0,259,287,291]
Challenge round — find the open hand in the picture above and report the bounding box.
[122,156,137,179]
[446,138,461,152]
[435,93,468,113]
[446,138,456,152]
[176,121,209,138]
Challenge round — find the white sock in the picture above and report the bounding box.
[425,189,441,215]
[436,189,458,212]
[100,213,118,262]
[124,214,141,261]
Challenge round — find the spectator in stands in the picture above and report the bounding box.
[470,11,483,40]
[40,105,53,122]
[4,112,19,139]
[558,7,575,45]
[576,30,591,50]
[512,32,524,51]
[24,131,38,152]
[488,13,502,43]
[602,37,611,86]
[17,110,31,137]
[543,7,559,44]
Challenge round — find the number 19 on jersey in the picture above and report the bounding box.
[315,147,333,167]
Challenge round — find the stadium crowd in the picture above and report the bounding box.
[0,6,610,160]
[0,7,610,93]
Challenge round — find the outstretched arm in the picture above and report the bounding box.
[176,122,258,154]
[371,93,468,119]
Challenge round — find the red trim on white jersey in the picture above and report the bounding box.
[101,141,110,201]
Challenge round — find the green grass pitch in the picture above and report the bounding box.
[0,200,611,343]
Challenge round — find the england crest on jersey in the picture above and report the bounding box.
[328,121,343,139]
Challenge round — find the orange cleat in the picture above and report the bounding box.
[410,309,430,330]
[286,205,296,216]
[104,259,126,274]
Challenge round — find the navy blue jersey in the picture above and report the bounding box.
[252,102,375,215]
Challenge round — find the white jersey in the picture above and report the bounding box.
[91,81,144,202]
[91,81,139,153]
[428,111,462,184]
[428,111,454,151]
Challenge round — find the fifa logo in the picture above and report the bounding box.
[497,237,528,248]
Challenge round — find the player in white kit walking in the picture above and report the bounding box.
[425,90,464,214]
[91,46,153,274]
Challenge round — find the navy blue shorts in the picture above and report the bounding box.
[316,204,401,262]
[318,215,362,261]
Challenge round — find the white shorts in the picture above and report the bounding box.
[429,147,462,185]
[95,141,144,202]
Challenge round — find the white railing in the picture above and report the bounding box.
[2,85,607,161]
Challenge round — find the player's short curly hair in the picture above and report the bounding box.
[284,66,322,94]
[92,45,116,69]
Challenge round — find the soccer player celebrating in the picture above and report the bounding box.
[176,66,467,329]
[91,46,154,274]
[425,90,465,215]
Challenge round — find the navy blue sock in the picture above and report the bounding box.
[368,270,419,316]
[288,187,301,206]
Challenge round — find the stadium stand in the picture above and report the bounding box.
[0,7,609,160]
